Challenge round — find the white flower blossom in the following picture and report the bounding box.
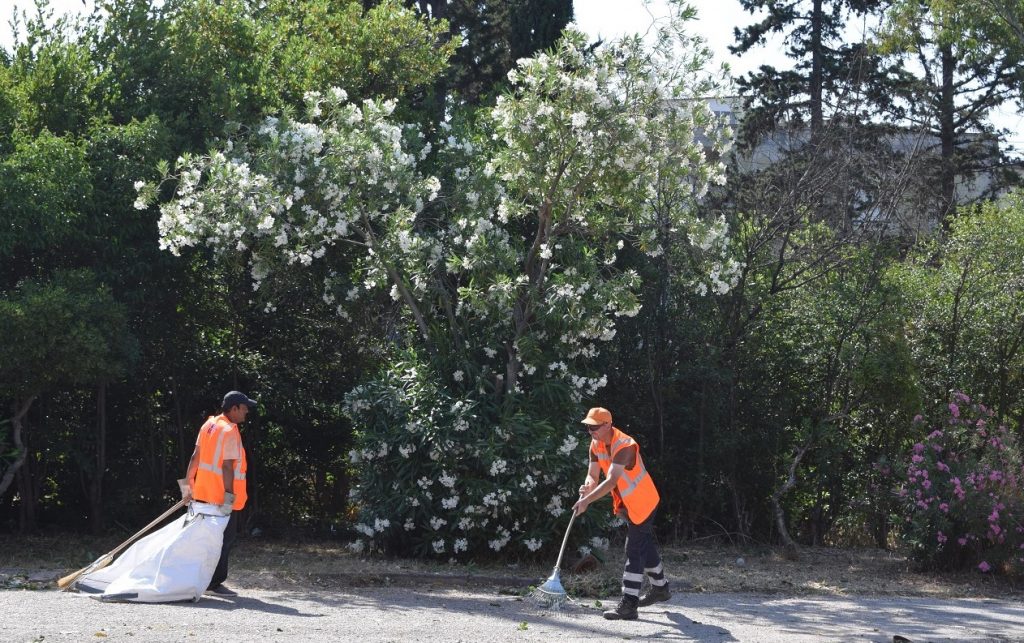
[557,434,579,456]
[488,527,511,552]
[546,495,564,517]
[489,459,507,476]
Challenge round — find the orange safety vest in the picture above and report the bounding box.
[591,427,659,524]
[193,414,247,510]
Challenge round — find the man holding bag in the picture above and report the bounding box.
[182,390,256,596]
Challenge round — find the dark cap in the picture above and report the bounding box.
[222,391,258,410]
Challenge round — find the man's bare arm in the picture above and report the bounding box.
[182,446,200,500]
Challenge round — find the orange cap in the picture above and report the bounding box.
[581,407,612,425]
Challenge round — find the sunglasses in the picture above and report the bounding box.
[583,423,605,432]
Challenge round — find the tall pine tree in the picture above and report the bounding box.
[730,0,900,144]
[879,0,1023,226]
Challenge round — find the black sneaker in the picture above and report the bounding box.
[638,582,671,607]
[603,595,639,620]
[206,584,237,596]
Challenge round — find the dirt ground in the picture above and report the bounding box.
[3,533,1021,600]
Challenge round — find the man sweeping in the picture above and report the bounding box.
[571,407,671,620]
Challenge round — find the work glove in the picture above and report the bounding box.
[219,492,236,516]
[177,478,192,502]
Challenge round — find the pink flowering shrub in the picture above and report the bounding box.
[899,393,1024,574]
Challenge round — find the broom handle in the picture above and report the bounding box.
[108,498,188,559]
[553,508,578,572]
[58,498,187,589]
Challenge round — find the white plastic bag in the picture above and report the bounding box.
[75,503,228,603]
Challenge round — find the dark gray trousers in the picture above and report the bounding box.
[209,510,238,589]
[622,509,667,597]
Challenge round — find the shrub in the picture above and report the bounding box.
[899,392,1024,574]
[343,352,610,559]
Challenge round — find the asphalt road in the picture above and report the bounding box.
[3,586,1023,642]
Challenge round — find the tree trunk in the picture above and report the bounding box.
[809,0,824,138]
[89,383,108,535]
[938,41,957,229]
[16,458,37,533]
[771,440,811,559]
[0,396,36,499]
[173,377,187,467]
[646,267,668,457]
[694,375,707,539]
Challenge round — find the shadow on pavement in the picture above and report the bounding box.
[247,586,744,641]
[233,585,1024,641]
[664,610,740,641]
[176,594,326,618]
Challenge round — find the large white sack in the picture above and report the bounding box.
[75,504,228,603]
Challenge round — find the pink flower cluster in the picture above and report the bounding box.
[899,393,1024,575]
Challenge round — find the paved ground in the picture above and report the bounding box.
[3,586,1024,642]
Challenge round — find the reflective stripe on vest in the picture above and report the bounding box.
[232,446,248,509]
[619,467,648,499]
[193,415,248,511]
[591,427,659,524]
[197,418,226,475]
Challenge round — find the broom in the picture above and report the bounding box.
[531,507,580,608]
[57,499,187,590]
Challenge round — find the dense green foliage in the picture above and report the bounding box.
[1,0,1023,573]
[142,21,733,557]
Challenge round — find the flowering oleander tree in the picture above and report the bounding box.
[899,393,1024,574]
[146,5,735,557]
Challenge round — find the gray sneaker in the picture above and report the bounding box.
[603,595,639,620]
[638,583,671,607]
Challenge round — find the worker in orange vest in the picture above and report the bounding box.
[182,390,256,596]
[572,407,671,620]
